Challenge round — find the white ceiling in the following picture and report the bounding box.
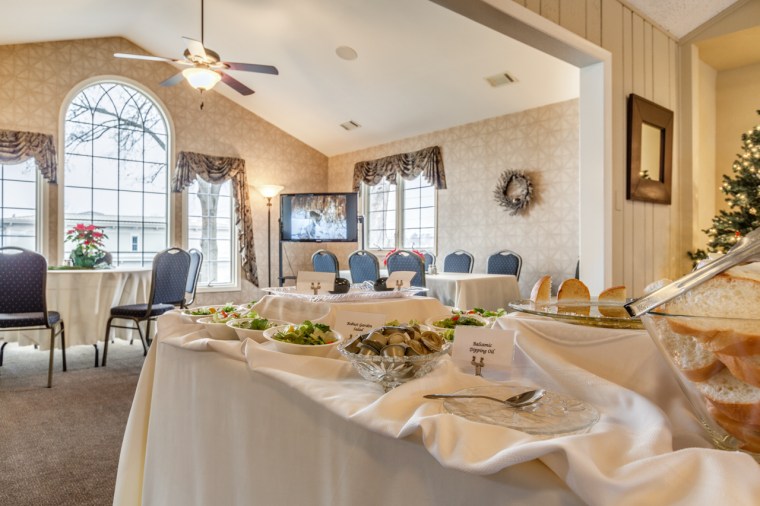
[2,0,743,156]
[0,0,580,156]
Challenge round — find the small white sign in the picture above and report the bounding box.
[451,326,515,381]
[385,270,416,289]
[296,271,336,294]
[333,310,387,342]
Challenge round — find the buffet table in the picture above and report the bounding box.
[114,304,760,505]
[426,272,520,310]
[0,267,151,348]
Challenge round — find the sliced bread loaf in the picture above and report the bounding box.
[598,285,628,318]
[713,352,760,389]
[557,278,590,316]
[657,319,724,382]
[530,275,552,304]
[696,368,760,425]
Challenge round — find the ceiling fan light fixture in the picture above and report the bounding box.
[182,67,221,91]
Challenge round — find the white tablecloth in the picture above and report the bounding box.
[114,310,760,506]
[426,272,521,310]
[0,267,151,348]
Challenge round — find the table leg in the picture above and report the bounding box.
[93,343,99,368]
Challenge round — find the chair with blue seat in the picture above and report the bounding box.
[443,250,474,273]
[385,249,426,287]
[311,249,340,276]
[487,250,523,279]
[181,248,204,309]
[348,250,380,283]
[422,251,436,272]
[0,247,66,387]
[102,247,190,366]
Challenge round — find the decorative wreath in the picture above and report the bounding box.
[494,170,534,216]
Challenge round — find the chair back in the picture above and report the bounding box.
[422,251,436,272]
[443,250,474,273]
[311,249,339,276]
[386,250,426,287]
[487,250,522,279]
[0,247,48,314]
[184,248,204,307]
[149,248,192,307]
[348,250,380,283]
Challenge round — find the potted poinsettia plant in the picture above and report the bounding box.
[65,224,108,268]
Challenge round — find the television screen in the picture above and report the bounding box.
[280,192,358,242]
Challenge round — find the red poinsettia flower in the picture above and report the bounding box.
[383,248,426,266]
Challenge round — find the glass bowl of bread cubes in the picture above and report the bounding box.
[640,262,760,458]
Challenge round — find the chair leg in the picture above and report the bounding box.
[60,322,67,372]
[136,321,147,356]
[47,328,55,388]
[93,344,99,368]
[146,319,152,347]
[102,317,113,367]
[0,341,7,366]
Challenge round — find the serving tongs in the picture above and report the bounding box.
[625,227,760,317]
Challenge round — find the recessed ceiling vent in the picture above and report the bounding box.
[485,72,518,87]
[340,120,361,131]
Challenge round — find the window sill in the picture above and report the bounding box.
[197,284,241,294]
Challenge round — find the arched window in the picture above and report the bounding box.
[63,82,169,266]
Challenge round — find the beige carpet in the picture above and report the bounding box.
[0,340,144,506]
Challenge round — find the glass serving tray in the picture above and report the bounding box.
[442,385,600,436]
[508,299,643,330]
[263,284,427,303]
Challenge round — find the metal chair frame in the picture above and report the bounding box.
[443,250,475,273]
[487,249,523,279]
[0,247,66,387]
[311,249,340,276]
[182,248,204,308]
[348,249,380,283]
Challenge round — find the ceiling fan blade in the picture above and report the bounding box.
[219,72,255,96]
[160,72,186,87]
[183,36,208,59]
[223,62,279,75]
[114,53,176,63]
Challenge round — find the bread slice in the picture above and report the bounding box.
[530,275,552,304]
[661,263,760,351]
[657,317,724,382]
[714,352,760,388]
[696,368,760,425]
[707,403,760,453]
[557,278,590,316]
[598,285,628,318]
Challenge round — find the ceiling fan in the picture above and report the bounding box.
[114,0,278,96]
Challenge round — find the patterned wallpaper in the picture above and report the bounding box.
[328,99,580,298]
[0,37,327,305]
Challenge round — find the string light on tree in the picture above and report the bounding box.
[689,110,760,265]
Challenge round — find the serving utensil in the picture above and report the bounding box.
[625,227,760,317]
[424,388,546,408]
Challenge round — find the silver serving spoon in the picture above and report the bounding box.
[424,388,546,408]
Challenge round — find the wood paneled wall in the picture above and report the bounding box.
[511,0,685,295]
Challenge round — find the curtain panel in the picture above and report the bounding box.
[172,151,259,286]
[0,129,57,183]
[352,145,446,192]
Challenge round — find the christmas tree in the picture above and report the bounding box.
[689,111,760,264]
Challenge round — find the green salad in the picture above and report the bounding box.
[432,314,486,329]
[210,308,257,323]
[230,317,273,331]
[385,319,420,326]
[272,321,336,346]
[454,307,506,318]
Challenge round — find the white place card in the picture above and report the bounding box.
[295,271,336,294]
[385,270,416,289]
[333,310,387,342]
[450,326,515,381]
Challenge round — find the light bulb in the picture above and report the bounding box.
[182,67,222,91]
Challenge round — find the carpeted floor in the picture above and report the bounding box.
[0,340,144,506]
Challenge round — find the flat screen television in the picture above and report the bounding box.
[280,192,358,242]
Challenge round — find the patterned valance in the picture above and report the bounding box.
[0,129,57,183]
[352,145,446,192]
[172,151,259,286]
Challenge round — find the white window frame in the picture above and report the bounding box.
[58,76,173,266]
[183,179,240,292]
[363,174,437,253]
[0,158,42,252]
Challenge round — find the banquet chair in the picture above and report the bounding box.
[0,247,66,387]
[422,251,436,272]
[386,249,426,287]
[311,249,340,276]
[181,248,204,308]
[487,250,522,280]
[443,250,474,273]
[102,247,190,366]
[348,250,380,283]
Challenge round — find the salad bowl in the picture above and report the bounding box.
[262,321,342,357]
[198,307,256,340]
[425,313,489,340]
[181,305,226,322]
[226,317,292,343]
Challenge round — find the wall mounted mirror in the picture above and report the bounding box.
[627,93,673,204]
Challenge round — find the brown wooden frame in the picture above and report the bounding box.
[626,94,673,204]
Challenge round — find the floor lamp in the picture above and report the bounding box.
[254,184,284,287]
